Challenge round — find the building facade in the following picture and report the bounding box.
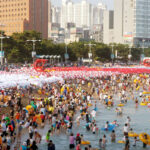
[48,0,52,39]
[103,10,114,44]
[93,3,106,25]
[0,0,48,39]
[60,0,70,28]
[113,0,150,47]
[80,0,93,28]
[51,6,61,24]
[134,0,150,47]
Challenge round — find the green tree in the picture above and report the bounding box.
[1,30,144,63]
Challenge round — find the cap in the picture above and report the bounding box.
[77,133,80,136]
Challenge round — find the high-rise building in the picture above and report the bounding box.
[74,3,81,27]
[51,6,61,24]
[103,10,114,44]
[93,3,106,25]
[61,0,74,28]
[80,0,93,28]
[61,0,67,28]
[48,0,52,39]
[92,2,106,43]
[0,0,48,39]
[133,0,150,47]
[113,0,150,47]
[67,0,74,23]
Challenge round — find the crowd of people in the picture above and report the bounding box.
[0,73,149,150]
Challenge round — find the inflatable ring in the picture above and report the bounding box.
[101,124,116,131]
[128,132,139,137]
[26,105,33,111]
[136,86,140,91]
[140,102,147,106]
[81,141,90,145]
[117,104,124,107]
[118,140,125,144]
[143,92,150,95]
[139,133,150,145]
[88,103,92,107]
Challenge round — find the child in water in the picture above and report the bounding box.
[105,121,109,131]
[110,130,116,142]
[99,138,102,148]
[102,135,107,148]
[133,137,139,147]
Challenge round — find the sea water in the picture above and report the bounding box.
[20,92,150,150]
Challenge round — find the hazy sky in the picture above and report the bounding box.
[51,0,113,10]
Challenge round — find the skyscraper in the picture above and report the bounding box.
[103,10,114,44]
[134,0,150,47]
[0,0,48,39]
[113,0,150,47]
[93,2,106,25]
[48,0,52,39]
[74,3,81,27]
[80,0,93,28]
[113,0,124,44]
[61,0,74,28]
[51,6,61,24]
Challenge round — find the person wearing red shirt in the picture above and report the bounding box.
[15,112,20,124]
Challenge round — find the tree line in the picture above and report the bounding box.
[1,30,150,63]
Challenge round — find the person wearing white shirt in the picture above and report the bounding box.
[91,110,96,119]
[23,120,30,128]
[82,80,85,85]
[1,120,6,136]
[139,92,142,97]
[123,124,129,136]
[87,95,90,101]
[29,124,34,138]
